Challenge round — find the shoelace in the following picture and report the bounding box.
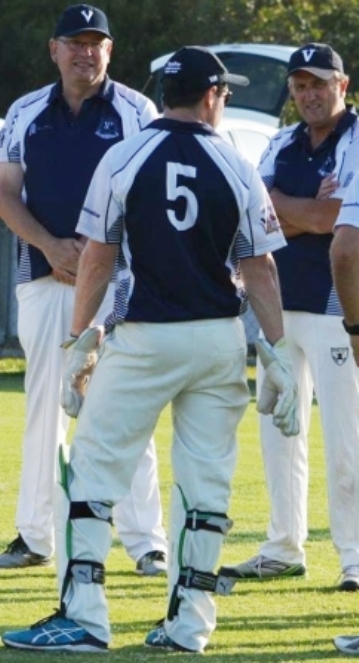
[31,608,64,630]
[149,551,165,561]
[4,535,28,554]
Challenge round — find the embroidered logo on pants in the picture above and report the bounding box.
[331,347,349,365]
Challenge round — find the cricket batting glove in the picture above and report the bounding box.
[256,337,299,438]
[60,327,102,418]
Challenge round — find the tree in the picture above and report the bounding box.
[0,0,358,117]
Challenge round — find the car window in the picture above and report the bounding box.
[219,53,289,118]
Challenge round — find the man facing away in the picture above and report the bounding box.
[221,42,359,591]
[1,45,298,653]
[0,4,167,575]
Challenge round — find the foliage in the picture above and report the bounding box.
[0,0,358,117]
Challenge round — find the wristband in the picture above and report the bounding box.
[342,320,359,335]
[70,333,79,339]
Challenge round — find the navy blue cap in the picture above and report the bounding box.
[287,43,344,79]
[53,4,113,40]
[162,46,249,95]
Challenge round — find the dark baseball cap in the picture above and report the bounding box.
[161,46,249,95]
[53,4,113,40]
[287,43,344,80]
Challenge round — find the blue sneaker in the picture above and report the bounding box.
[145,624,198,653]
[2,611,108,652]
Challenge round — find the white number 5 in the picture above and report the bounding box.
[166,162,198,230]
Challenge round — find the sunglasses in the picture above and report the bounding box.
[223,90,233,106]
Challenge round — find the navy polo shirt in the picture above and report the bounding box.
[23,78,124,280]
[76,117,286,327]
[0,76,157,282]
[268,109,357,314]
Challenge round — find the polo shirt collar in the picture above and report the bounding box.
[48,75,115,105]
[293,106,357,145]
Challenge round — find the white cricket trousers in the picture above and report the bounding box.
[16,276,167,559]
[60,318,249,650]
[258,311,359,570]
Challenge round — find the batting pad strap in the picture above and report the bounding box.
[185,510,233,535]
[69,501,113,525]
[178,566,233,595]
[67,560,105,585]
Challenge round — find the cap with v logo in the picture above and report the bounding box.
[287,42,344,80]
[53,4,112,40]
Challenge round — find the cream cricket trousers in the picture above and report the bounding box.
[61,318,249,650]
[16,276,167,559]
[258,311,359,570]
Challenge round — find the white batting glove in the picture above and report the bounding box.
[256,337,299,438]
[60,327,102,418]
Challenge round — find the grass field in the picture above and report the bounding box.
[0,359,357,662]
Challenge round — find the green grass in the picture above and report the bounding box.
[0,358,356,661]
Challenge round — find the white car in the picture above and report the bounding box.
[146,43,296,165]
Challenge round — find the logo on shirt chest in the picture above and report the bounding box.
[28,122,53,136]
[95,118,121,140]
[318,155,335,177]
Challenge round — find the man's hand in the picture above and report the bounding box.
[256,337,299,437]
[316,174,338,200]
[60,327,103,417]
[44,237,85,281]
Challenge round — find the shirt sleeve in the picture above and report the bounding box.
[242,166,287,256]
[138,97,158,129]
[76,147,123,244]
[0,98,22,164]
[334,170,359,230]
[258,138,277,192]
[331,134,359,201]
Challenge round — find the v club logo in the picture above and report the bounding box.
[301,49,316,62]
[81,9,94,23]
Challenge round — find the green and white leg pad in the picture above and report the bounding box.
[54,444,113,643]
[164,485,234,651]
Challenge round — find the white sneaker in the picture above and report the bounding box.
[334,634,359,655]
[135,550,167,576]
[220,554,306,580]
[339,566,359,591]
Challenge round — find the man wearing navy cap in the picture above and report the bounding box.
[222,43,359,591]
[1,45,298,653]
[0,4,168,577]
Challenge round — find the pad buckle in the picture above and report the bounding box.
[185,509,233,535]
[67,560,105,585]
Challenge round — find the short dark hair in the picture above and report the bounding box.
[162,88,206,110]
[162,82,228,110]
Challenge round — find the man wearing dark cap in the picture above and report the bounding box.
[222,43,359,591]
[1,45,298,653]
[0,4,168,577]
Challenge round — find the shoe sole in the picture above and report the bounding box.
[2,640,107,653]
[0,559,53,569]
[135,566,167,576]
[144,642,200,654]
[220,565,306,580]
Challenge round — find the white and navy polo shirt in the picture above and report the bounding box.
[335,169,359,230]
[0,76,158,283]
[77,117,286,328]
[259,109,359,315]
